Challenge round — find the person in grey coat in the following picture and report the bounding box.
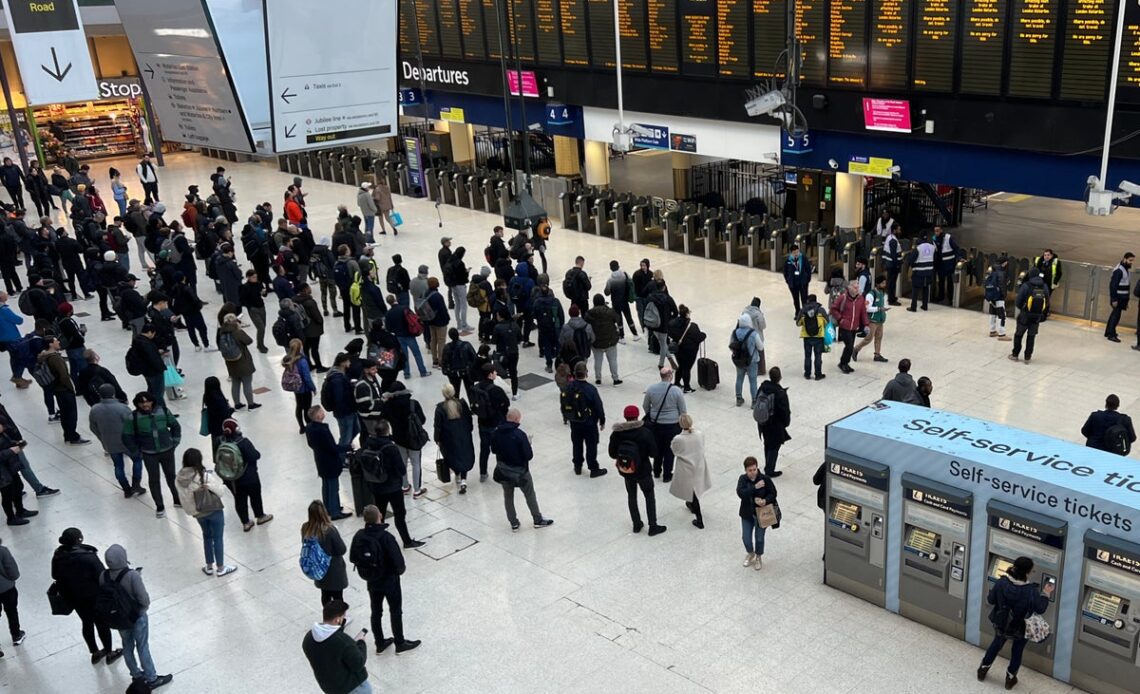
[215,243,243,306]
[102,544,172,689]
[881,359,923,405]
[89,383,145,498]
[357,182,378,242]
[217,313,260,409]
[0,536,23,654]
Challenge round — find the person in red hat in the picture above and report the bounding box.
[607,405,666,536]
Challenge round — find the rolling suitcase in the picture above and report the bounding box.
[697,345,719,390]
[347,453,373,516]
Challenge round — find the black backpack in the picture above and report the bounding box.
[1104,422,1132,456]
[94,568,139,630]
[570,325,591,358]
[17,290,35,316]
[615,438,641,476]
[560,382,590,422]
[385,266,401,294]
[353,448,388,484]
[562,270,578,301]
[272,316,293,347]
[1025,284,1048,316]
[471,383,492,419]
[729,329,754,367]
[124,345,144,376]
[349,530,385,581]
[801,305,822,337]
[443,341,473,377]
[320,373,338,412]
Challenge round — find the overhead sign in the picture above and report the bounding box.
[439,107,465,123]
[265,0,397,152]
[1,0,98,106]
[863,98,912,133]
[98,78,143,100]
[632,123,669,150]
[115,0,255,153]
[398,88,422,106]
[506,70,540,97]
[849,156,896,178]
[783,130,814,154]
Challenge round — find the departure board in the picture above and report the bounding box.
[459,0,487,59]
[508,0,539,62]
[649,0,680,72]
[419,0,442,55]
[561,0,590,65]
[1008,0,1058,98]
[912,0,957,91]
[830,0,868,85]
[1059,0,1111,100]
[717,0,750,77]
[535,0,563,64]
[960,0,1006,95]
[620,0,650,69]
[1119,0,1140,97]
[588,0,617,67]
[796,0,827,82]
[681,0,716,76]
[870,0,909,89]
[399,0,414,53]
[753,0,787,77]
[484,0,503,58]
[439,0,464,58]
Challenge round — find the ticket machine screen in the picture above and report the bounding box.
[989,556,1014,581]
[904,527,940,556]
[1083,589,1124,622]
[830,500,861,527]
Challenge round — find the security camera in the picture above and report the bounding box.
[1120,180,1140,196]
[828,159,839,170]
[626,123,654,138]
[744,88,787,118]
[1086,175,1133,216]
[612,126,632,153]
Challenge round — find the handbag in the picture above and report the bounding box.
[492,464,526,486]
[163,363,184,388]
[47,581,73,616]
[1024,613,1052,643]
[436,454,451,484]
[756,500,782,529]
[667,321,692,355]
[193,486,224,517]
[199,408,209,437]
[391,210,404,227]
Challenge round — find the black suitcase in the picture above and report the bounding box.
[347,454,373,516]
[697,346,719,390]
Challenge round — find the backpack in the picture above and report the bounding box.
[1104,422,1132,456]
[470,383,491,419]
[217,330,242,361]
[625,276,636,303]
[535,299,561,333]
[299,536,331,581]
[159,236,183,264]
[614,438,641,475]
[52,318,73,349]
[272,316,293,347]
[467,280,487,311]
[385,266,402,294]
[406,410,430,450]
[417,296,437,323]
[94,569,139,630]
[32,360,57,388]
[320,373,338,412]
[483,244,494,264]
[334,259,351,287]
[569,325,591,359]
[353,447,389,484]
[752,390,776,425]
[349,272,363,307]
[508,277,527,305]
[349,530,385,581]
[984,271,1002,302]
[562,271,578,301]
[17,289,34,316]
[801,304,822,337]
[213,441,246,481]
[560,382,590,422]
[729,329,754,367]
[404,307,423,336]
[443,341,473,377]
[281,363,302,392]
[642,298,662,329]
[1025,284,1048,316]
[124,345,144,376]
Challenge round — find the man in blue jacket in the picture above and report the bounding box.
[0,293,27,388]
[783,244,812,316]
[306,405,351,519]
[490,409,553,532]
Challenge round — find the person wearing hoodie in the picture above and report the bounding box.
[559,304,595,368]
[51,528,122,665]
[756,367,791,477]
[669,414,712,529]
[609,405,665,536]
[297,283,328,371]
[380,381,429,497]
[730,314,763,407]
[89,384,145,498]
[490,409,554,531]
[351,504,421,656]
[357,182,379,242]
[121,391,181,518]
[217,419,273,531]
[101,543,173,689]
[218,313,260,409]
[361,420,425,549]
[422,278,450,367]
[603,260,639,342]
[830,280,869,375]
[977,556,1054,690]
[0,535,23,653]
[586,294,621,385]
[385,254,411,309]
[302,599,371,694]
[1081,394,1137,453]
[408,264,430,312]
[215,243,243,306]
[444,247,472,330]
[175,448,237,576]
[1009,268,1050,364]
[741,297,767,366]
[507,261,536,346]
[530,283,564,373]
[881,359,923,405]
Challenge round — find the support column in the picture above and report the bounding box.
[583,140,610,187]
[449,123,475,167]
[671,152,692,199]
[553,135,580,176]
[835,172,865,229]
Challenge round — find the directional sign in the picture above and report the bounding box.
[1,0,98,105]
[264,0,398,152]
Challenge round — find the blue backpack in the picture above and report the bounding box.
[299,536,331,581]
[333,259,351,287]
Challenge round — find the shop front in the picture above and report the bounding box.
[30,77,157,165]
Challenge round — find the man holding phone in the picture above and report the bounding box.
[302,599,372,694]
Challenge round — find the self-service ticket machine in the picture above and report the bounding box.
[1069,531,1140,694]
[981,501,1066,676]
[824,454,890,607]
[898,474,972,639]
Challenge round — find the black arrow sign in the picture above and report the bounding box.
[280,88,296,104]
[285,124,296,139]
[144,64,155,79]
[41,47,72,83]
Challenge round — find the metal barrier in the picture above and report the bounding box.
[495,181,512,215]
[450,172,470,207]
[612,198,635,241]
[702,208,725,260]
[395,164,408,196]
[681,210,703,256]
[467,175,486,211]
[592,192,614,237]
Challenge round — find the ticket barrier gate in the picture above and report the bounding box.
[701,208,727,260]
[449,172,470,207]
[815,227,836,282]
[680,204,707,256]
[1070,531,1140,694]
[395,164,408,196]
[981,500,1065,676]
[495,181,512,216]
[298,151,314,180]
[559,192,577,229]
[331,154,346,184]
[277,154,289,173]
[385,160,403,193]
[347,155,363,187]
[483,177,503,214]
[285,153,300,176]
[898,474,973,639]
[592,192,615,237]
[574,193,595,233]
[768,224,788,273]
[468,176,487,212]
[424,170,443,203]
[824,453,890,607]
[726,213,760,266]
[317,151,333,181]
[611,197,636,241]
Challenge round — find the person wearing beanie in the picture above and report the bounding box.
[217,419,273,532]
[608,404,666,536]
[51,528,124,665]
[90,383,145,497]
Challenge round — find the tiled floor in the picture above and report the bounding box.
[0,152,1111,692]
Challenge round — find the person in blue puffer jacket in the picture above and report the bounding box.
[977,555,1054,689]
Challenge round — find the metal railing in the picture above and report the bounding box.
[688,160,785,218]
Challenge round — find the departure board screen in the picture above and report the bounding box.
[419,0,442,55]
[459,0,487,59]
[561,0,589,65]
[1008,0,1058,98]
[588,0,617,67]
[1119,0,1140,98]
[717,0,750,77]
[1059,0,1110,100]
[535,0,563,64]
[830,0,868,85]
[649,0,680,72]
[508,0,539,62]
[399,0,413,53]
[439,0,464,58]
[620,0,650,69]
[484,0,503,58]
[912,0,957,90]
[753,0,787,77]
[681,0,716,76]
[797,0,827,82]
[870,0,909,89]
[960,0,1006,95]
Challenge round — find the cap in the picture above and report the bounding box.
[222,418,239,434]
[59,527,84,546]
[623,405,640,420]
[126,273,139,281]
[361,181,373,189]
[345,338,364,354]
[441,236,452,244]
[103,250,116,261]
[480,266,491,277]
[153,202,166,214]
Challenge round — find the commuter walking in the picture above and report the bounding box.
[350,504,421,655]
[301,501,349,606]
[669,414,711,529]
[0,157,24,209]
[473,364,510,481]
[1106,252,1133,342]
[563,362,608,477]
[643,367,686,482]
[217,313,260,409]
[1081,394,1136,455]
[122,392,181,518]
[361,420,424,549]
[443,247,472,330]
[384,294,430,378]
[586,294,621,385]
[738,456,778,570]
[283,338,318,434]
[216,419,273,532]
[609,405,665,536]
[853,275,890,361]
[562,256,592,313]
[100,544,174,689]
[0,536,24,652]
[306,407,351,520]
[668,305,705,393]
[51,528,122,664]
[604,260,639,341]
[643,278,678,368]
[1009,269,1050,364]
[433,383,475,494]
[89,384,145,498]
[302,600,372,694]
[882,359,924,404]
[755,367,790,476]
[490,409,554,532]
[797,295,827,380]
[783,244,812,316]
[730,315,763,406]
[984,256,1013,341]
[977,556,1054,690]
[175,448,236,576]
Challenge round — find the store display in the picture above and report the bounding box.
[35,101,144,162]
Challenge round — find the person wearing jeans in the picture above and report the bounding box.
[89,383,146,498]
[731,316,762,407]
[737,456,777,570]
[122,392,181,518]
[977,555,1053,689]
[102,543,173,689]
[174,448,236,576]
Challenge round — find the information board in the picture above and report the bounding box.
[1008,0,1058,98]
[649,0,680,72]
[753,0,788,77]
[509,0,538,62]
[561,0,591,65]
[1,0,99,106]
[830,0,868,85]
[797,0,828,83]
[960,0,1006,95]
[485,0,503,59]
[912,0,957,91]
[682,0,716,75]
[620,0,650,69]
[535,0,563,63]
[439,0,465,58]
[588,0,618,67]
[869,0,910,89]
[717,0,749,77]
[1059,0,1111,101]
[420,0,443,55]
[1119,0,1140,99]
[459,0,488,59]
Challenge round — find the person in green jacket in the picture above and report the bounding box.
[853,274,890,363]
[121,392,181,519]
[302,599,371,694]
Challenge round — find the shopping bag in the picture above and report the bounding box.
[823,321,835,348]
[756,501,782,529]
[199,409,209,437]
[436,455,451,484]
[391,211,404,227]
[163,363,184,388]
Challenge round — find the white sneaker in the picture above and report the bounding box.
[633,335,642,342]
[201,565,214,576]
[511,394,519,401]
[194,345,203,352]
[753,556,763,571]
[619,338,626,345]
[216,565,237,577]
[204,346,219,353]
[743,553,756,567]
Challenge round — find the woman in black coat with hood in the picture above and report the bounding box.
[301,501,348,606]
[51,527,123,664]
[668,304,705,393]
[433,383,474,494]
[381,381,428,497]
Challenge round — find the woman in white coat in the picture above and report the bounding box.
[669,413,712,529]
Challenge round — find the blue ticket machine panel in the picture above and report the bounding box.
[981,500,1066,677]
[1070,531,1140,694]
[898,474,972,640]
[824,454,890,607]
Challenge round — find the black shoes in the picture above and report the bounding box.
[534,518,554,528]
[36,487,60,498]
[648,525,667,536]
[839,364,853,374]
[404,539,425,549]
[977,664,989,681]
[147,674,173,689]
[632,521,644,533]
[104,648,123,664]
[692,519,704,529]
[768,471,783,478]
[814,374,826,381]
[1107,335,1121,342]
[873,355,888,362]
[376,637,395,654]
[395,640,421,654]
[1005,672,1017,689]
[589,469,608,478]
[574,466,582,476]
[663,473,673,483]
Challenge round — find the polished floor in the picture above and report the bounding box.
[0,152,1111,693]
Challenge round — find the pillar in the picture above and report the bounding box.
[583,140,610,187]
[671,152,693,199]
[449,123,475,167]
[835,172,865,229]
[553,135,580,176]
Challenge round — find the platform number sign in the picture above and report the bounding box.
[547,104,573,126]
[784,131,813,154]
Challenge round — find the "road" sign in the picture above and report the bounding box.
[1,0,98,105]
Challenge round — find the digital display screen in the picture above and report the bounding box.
[829,0,868,86]
[905,527,940,554]
[459,0,487,59]
[620,0,649,69]
[913,0,957,91]
[1059,0,1111,100]
[399,0,415,53]
[438,0,465,58]
[681,0,716,76]
[1120,0,1140,100]
[588,0,617,67]
[960,0,1006,95]
[753,0,787,77]
[1084,589,1123,620]
[989,556,1014,580]
[560,0,589,65]
[535,0,563,64]
[797,0,827,83]
[649,0,680,72]
[1008,0,1058,98]
[831,499,861,526]
[509,0,539,62]
[870,0,910,89]
[420,0,443,55]
[717,0,750,77]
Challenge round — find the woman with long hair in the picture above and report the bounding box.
[300,500,348,605]
[282,338,317,434]
[201,376,234,455]
[174,448,236,577]
[668,305,705,393]
[669,414,712,529]
[433,383,474,494]
[109,167,128,218]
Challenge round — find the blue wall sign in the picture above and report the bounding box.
[632,123,669,150]
[547,103,573,125]
[398,88,422,106]
[783,130,813,154]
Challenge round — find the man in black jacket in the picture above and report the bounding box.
[351,505,421,655]
[608,405,666,536]
[362,421,424,549]
[1081,394,1137,454]
[486,226,509,266]
[130,324,167,407]
[756,367,791,477]
[117,275,148,335]
[490,409,553,531]
[563,256,591,313]
[565,363,608,478]
[302,600,370,694]
[473,364,510,482]
[305,406,351,520]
